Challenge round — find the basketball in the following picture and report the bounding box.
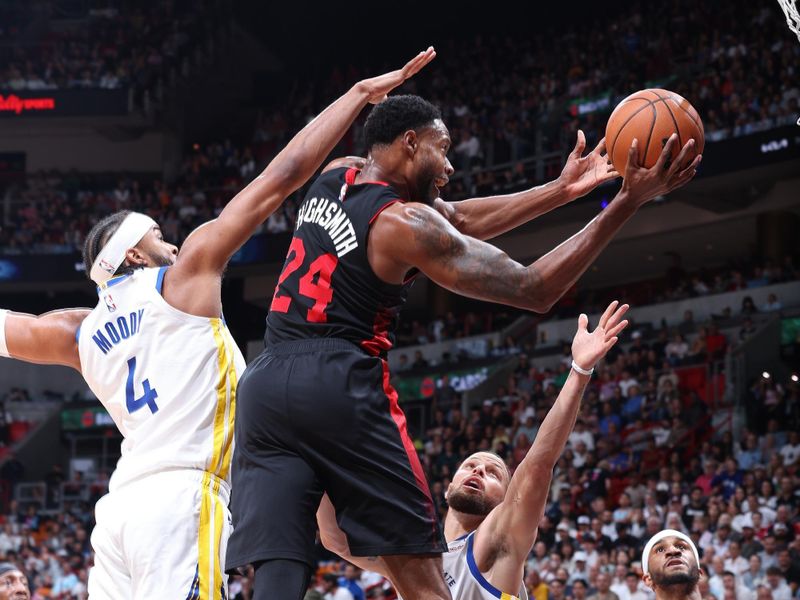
[605,89,705,174]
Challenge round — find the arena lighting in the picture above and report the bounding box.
[792,374,799,383]
[762,371,771,379]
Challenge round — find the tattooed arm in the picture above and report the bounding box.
[369,196,636,313]
[368,134,700,312]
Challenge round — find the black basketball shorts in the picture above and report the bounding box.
[225,338,446,571]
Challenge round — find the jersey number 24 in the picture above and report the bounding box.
[270,238,338,322]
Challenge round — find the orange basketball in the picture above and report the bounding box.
[605,89,704,175]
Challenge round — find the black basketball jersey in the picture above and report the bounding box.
[265,167,413,357]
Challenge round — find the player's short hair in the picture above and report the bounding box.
[363,94,442,150]
[82,210,133,280]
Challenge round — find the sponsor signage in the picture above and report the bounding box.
[0,89,128,118]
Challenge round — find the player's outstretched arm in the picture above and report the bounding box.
[316,494,390,576]
[1,309,88,371]
[434,131,619,240]
[473,302,628,591]
[380,135,699,312]
[174,48,436,279]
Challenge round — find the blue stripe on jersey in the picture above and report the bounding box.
[94,273,132,294]
[75,324,81,344]
[185,565,199,600]
[156,266,168,295]
[466,532,503,598]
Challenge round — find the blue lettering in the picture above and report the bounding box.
[92,308,145,356]
[104,322,120,344]
[91,331,113,355]
[117,316,130,339]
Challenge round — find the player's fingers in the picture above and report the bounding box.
[578,313,589,332]
[655,133,679,171]
[570,129,586,158]
[626,138,640,172]
[602,168,621,180]
[667,139,696,177]
[604,336,619,350]
[598,300,619,329]
[607,319,629,340]
[593,137,607,156]
[402,47,434,77]
[605,303,629,330]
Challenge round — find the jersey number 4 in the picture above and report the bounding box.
[125,356,160,414]
[270,237,339,323]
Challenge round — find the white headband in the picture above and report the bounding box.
[90,212,157,285]
[642,529,700,575]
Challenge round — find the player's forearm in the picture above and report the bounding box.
[246,85,371,222]
[526,190,637,311]
[316,496,390,576]
[520,369,589,473]
[448,178,572,240]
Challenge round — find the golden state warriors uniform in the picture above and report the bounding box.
[77,266,244,600]
[442,533,528,600]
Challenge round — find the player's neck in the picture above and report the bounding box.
[443,508,484,542]
[654,583,701,600]
[357,155,410,197]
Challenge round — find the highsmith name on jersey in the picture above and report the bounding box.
[77,267,245,492]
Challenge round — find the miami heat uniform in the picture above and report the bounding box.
[227,167,447,572]
[77,266,244,599]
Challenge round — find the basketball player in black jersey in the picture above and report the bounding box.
[227,95,701,599]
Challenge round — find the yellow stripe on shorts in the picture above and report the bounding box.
[209,319,236,479]
[197,472,225,600]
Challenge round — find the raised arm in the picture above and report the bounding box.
[473,302,629,591]
[374,135,700,313]
[1,308,89,371]
[172,47,436,278]
[433,132,619,241]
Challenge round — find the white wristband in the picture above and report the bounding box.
[571,359,593,376]
[0,309,9,358]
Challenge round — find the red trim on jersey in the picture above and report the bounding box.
[360,308,393,357]
[380,359,438,532]
[344,167,390,187]
[368,199,403,226]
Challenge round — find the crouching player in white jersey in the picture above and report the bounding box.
[0,49,436,600]
[318,301,629,600]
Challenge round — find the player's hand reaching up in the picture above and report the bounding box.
[558,130,620,199]
[571,301,629,372]
[621,133,702,207]
[355,47,436,104]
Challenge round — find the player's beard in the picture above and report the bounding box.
[147,249,176,267]
[651,563,700,589]
[447,488,495,516]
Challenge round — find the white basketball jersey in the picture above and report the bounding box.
[77,267,245,493]
[442,532,528,600]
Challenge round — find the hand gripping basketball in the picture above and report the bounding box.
[620,134,702,207]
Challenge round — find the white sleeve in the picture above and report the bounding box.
[0,309,9,357]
